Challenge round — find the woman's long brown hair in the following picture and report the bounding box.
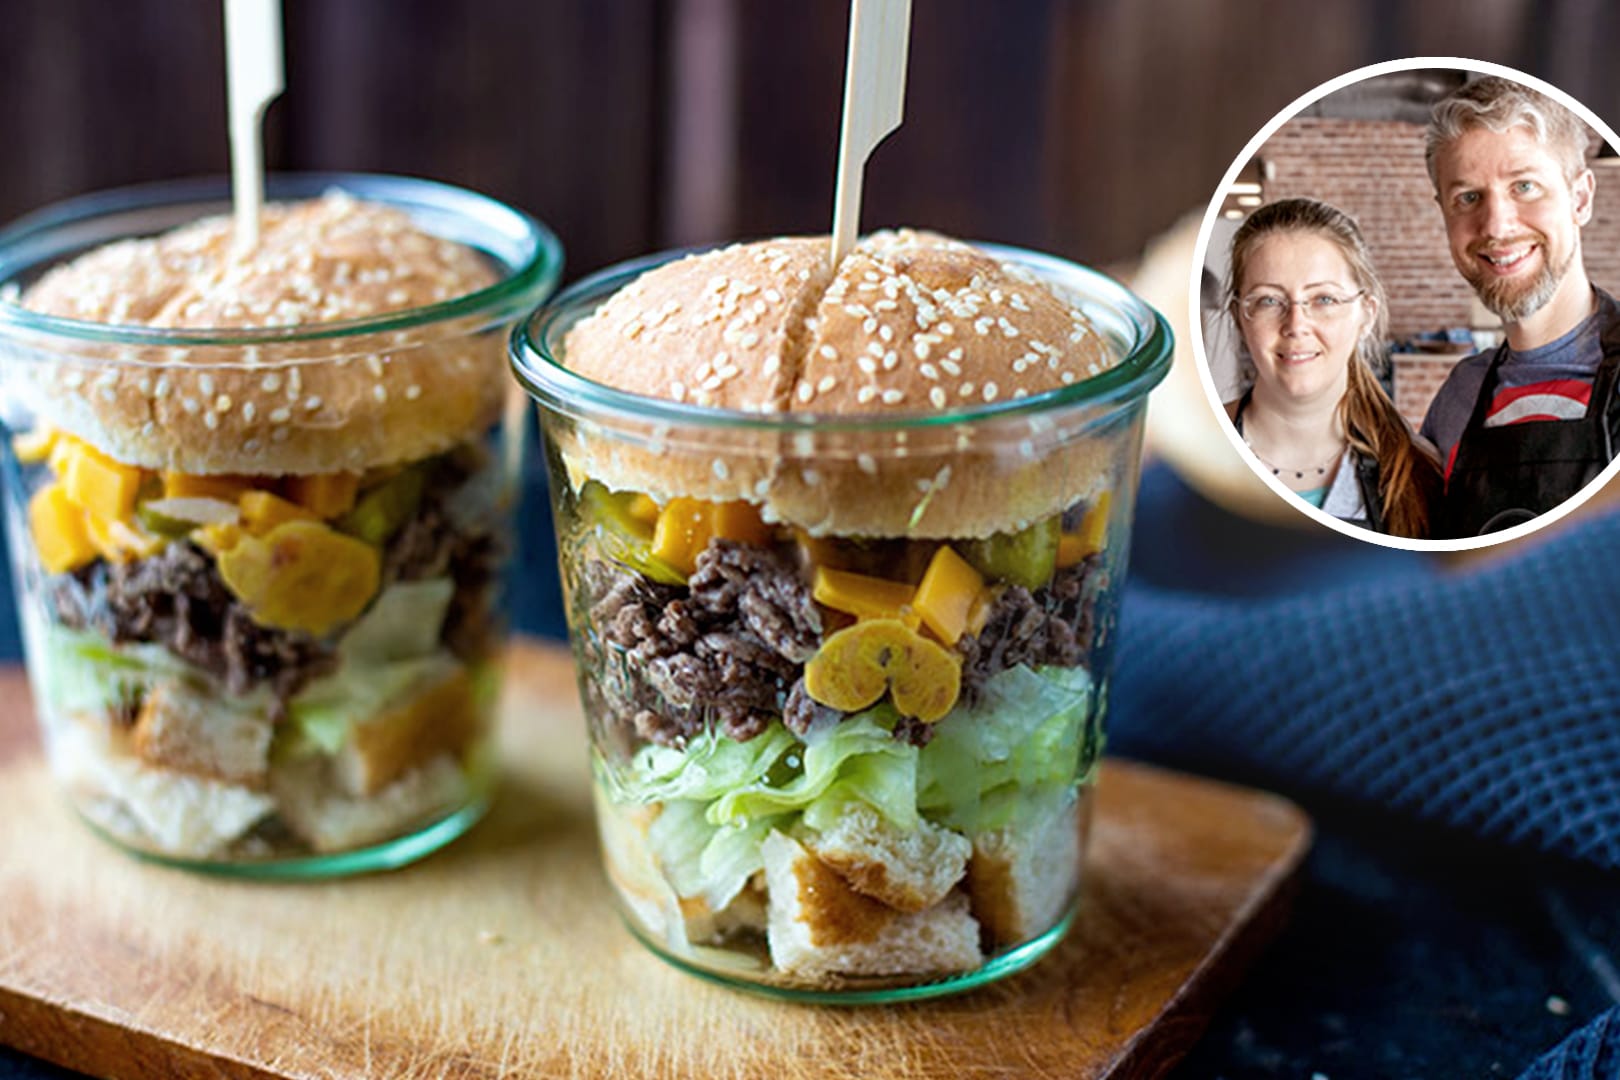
[1228,198,1442,538]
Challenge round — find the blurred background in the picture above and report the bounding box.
[3,3,1620,1078]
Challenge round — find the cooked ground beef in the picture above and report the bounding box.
[957,556,1104,703]
[50,544,335,715]
[588,541,821,748]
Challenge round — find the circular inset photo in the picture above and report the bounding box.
[1193,58,1620,550]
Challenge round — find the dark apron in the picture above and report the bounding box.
[1436,293,1620,538]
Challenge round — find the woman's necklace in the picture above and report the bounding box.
[1244,438,1346,480]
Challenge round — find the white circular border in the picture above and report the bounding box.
[1189,56,1620,553]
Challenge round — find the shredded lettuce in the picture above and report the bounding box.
[32,622,269,718]
[611,662,1099,906]
[285,651,460,755]
[338,578,455,665]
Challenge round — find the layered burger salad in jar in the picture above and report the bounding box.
[0,181,558,871]
[514,230,1169,995]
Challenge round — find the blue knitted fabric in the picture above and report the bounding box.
[1521,1006,1620,1079]
[1111,503,1620,1077]
[1111,507,1620,870]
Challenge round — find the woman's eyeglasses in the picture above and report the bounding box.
[1239,290,1366,327]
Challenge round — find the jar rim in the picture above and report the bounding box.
[509,240,1173,435]
[0,173,564,348]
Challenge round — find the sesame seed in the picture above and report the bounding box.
[1061,371,1076,385]
[762,354,781,377]
[867,342,885,358]
[960,382,975,397]
[243,438,260,453]
[739,331,760,348]
[881,389,904,405]
[264,405,291,424]
[261,373,281,393]
[794,432,815,456]
[701,375,724,392]
[999,318,1019,338]
[1019,439,1035,458]
[882,351,899,371]
[938,323,954,336]
[288,368,302,394]
[858,356,878,375]
[154,375,170,397]
[929,386,947,408]
[367,356,385,377]
[802,468,821,486]
[857,454,877,475]
[271,427,290,443]
[304,396,322,411]
[941,359,962,377]
[199,374,215,395]
[203,411,218,430]
[817,375,837,393]
[1013,388,1030,399]
[857,385,878,404]
[948,347,965,361]
[137,376,153,395]
[406,384,422,400]
[215,395,232,413]
[764,288,783,303]
[181,397,199,414]
[862,317,878,334]
[99,387,115,403]
[712,459,731,480]
[919,363,939,381]
[373,385,388,403]
[796,383,814,403]
[975,318,992,335]
[242,401,257,422]
[819,345,838,360]
[878,325,893,343]
[1009,294,1030,312]
[983,382,999,402]
[914,341,931,360]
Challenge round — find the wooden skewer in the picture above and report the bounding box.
[224,0,285,253]
[829,0,913,267]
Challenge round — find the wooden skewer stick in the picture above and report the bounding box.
[224,0,285,253]
[829,0,913,266]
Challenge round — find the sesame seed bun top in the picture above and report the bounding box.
[553,230,1124,538]
[14,190,505,475]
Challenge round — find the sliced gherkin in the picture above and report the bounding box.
[579,482,686,586]
[961,515,1060,590]
[335,467,425,546]
[136,496,241,537]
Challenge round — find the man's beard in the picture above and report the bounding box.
[1466,236,1573,323]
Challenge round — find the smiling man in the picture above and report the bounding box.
[1420,75,1619,538]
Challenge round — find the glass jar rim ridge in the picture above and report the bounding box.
[510,240,1173,435]
[0,173,564,350]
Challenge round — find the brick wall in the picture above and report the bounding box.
[1258,117,1620,426]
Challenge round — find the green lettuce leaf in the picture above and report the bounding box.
[613,661,1097,905]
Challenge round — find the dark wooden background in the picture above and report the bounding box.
[3,0,1619,284]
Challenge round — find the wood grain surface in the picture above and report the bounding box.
[0,638,1310,1080]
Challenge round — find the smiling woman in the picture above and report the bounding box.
[1223,198,1443,538]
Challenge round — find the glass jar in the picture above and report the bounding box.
[511,242,1171,1001]
[0,174,561,877]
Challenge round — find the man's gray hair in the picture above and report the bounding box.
[1425,75,1593,187]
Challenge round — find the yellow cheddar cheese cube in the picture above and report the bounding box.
[651,497,716,577]
[1057,491,1112,567]
[61,441,145,522]
[285,472,360,518]
[912,545,985,646]
[712,500,772,546]
[162,472,255,503]
[812,566,919,627]
[28,484,96,574]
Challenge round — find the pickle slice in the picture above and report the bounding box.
[136,496,242,537]
[336,467,425,546]
[579,481,686,586]
[961,516,1060,590]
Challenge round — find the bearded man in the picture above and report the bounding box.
[1420,75,1619,538]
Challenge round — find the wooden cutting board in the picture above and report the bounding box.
[0,638,1309,1080]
